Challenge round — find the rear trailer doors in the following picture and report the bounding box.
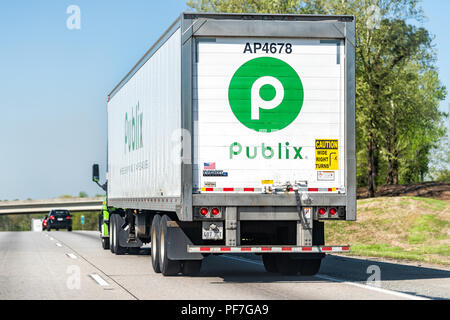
[193,37,346,194]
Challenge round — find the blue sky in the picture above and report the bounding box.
[0,1,448,200]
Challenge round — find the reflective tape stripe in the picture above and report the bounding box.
[187,245,350,253]
[197,187,343,193]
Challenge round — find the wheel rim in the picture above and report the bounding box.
[151,226,157,262]
[159,226,165,267]
[111,217,115,250]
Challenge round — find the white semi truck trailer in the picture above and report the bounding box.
[92,12,356,276]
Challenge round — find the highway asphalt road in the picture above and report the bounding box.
[0,231,448,300]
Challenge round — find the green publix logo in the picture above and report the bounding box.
[228,57,305,160]
[230,142,303,160]
[124,102,143,153]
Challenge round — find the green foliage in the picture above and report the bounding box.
[428,135,450,182]
[408,214,449,244]
[58,194,74,199]
[79,191,88,198]
[187,0,447,194]
[0,212,99,232]
[326,197,450,265]
[0,214,43,232]
[70,211,99,230]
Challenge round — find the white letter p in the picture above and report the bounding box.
[251,76,284,120]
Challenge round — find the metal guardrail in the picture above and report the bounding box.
[0,197,103,215]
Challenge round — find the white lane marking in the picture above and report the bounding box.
[49,237,54,241]
[66,253,77,259]
[56,243,62,247]
[315,274,428,300]
[222,255,428,301]
[90,274,110,287]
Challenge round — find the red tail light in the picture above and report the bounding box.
[211,208,220,216]
[330,208,337,216]
[49,216,55,220]
[318,208,327,215]
[200,208,208,216]
[66,216,71,220]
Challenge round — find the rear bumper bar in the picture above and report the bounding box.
[187,245,350,254]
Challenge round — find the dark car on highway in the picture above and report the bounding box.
[45,210,72,231]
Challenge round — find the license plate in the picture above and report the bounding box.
[57,218,63,221]
[202,221,223,240]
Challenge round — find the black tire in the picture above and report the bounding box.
[112,215,127,255]
[150,215,161,273]
[299,259,322,276]
[47,227,51,232]
[102,237,110,250]
[276,254,299,276]
[128,247,141,255]
[68,227,72,232]
[262,254,278,273]
[159,215,181,276]
[181,260,202,276]
[110,215,116,254]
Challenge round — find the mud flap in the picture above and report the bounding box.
[166,221,203,261]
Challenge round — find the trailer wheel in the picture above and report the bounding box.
[276,254,299,276]
[150,215,161,273]
[262,254,278,273]
[102,237,110,250]
[181,260,202,276]
[299,259,321,276]
[112,215,126,255]
[159,215,181,276]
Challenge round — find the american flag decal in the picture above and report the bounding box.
[204,162,216,170]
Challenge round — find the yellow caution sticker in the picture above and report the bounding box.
[315,139,339,170]
[261,180,274,185]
